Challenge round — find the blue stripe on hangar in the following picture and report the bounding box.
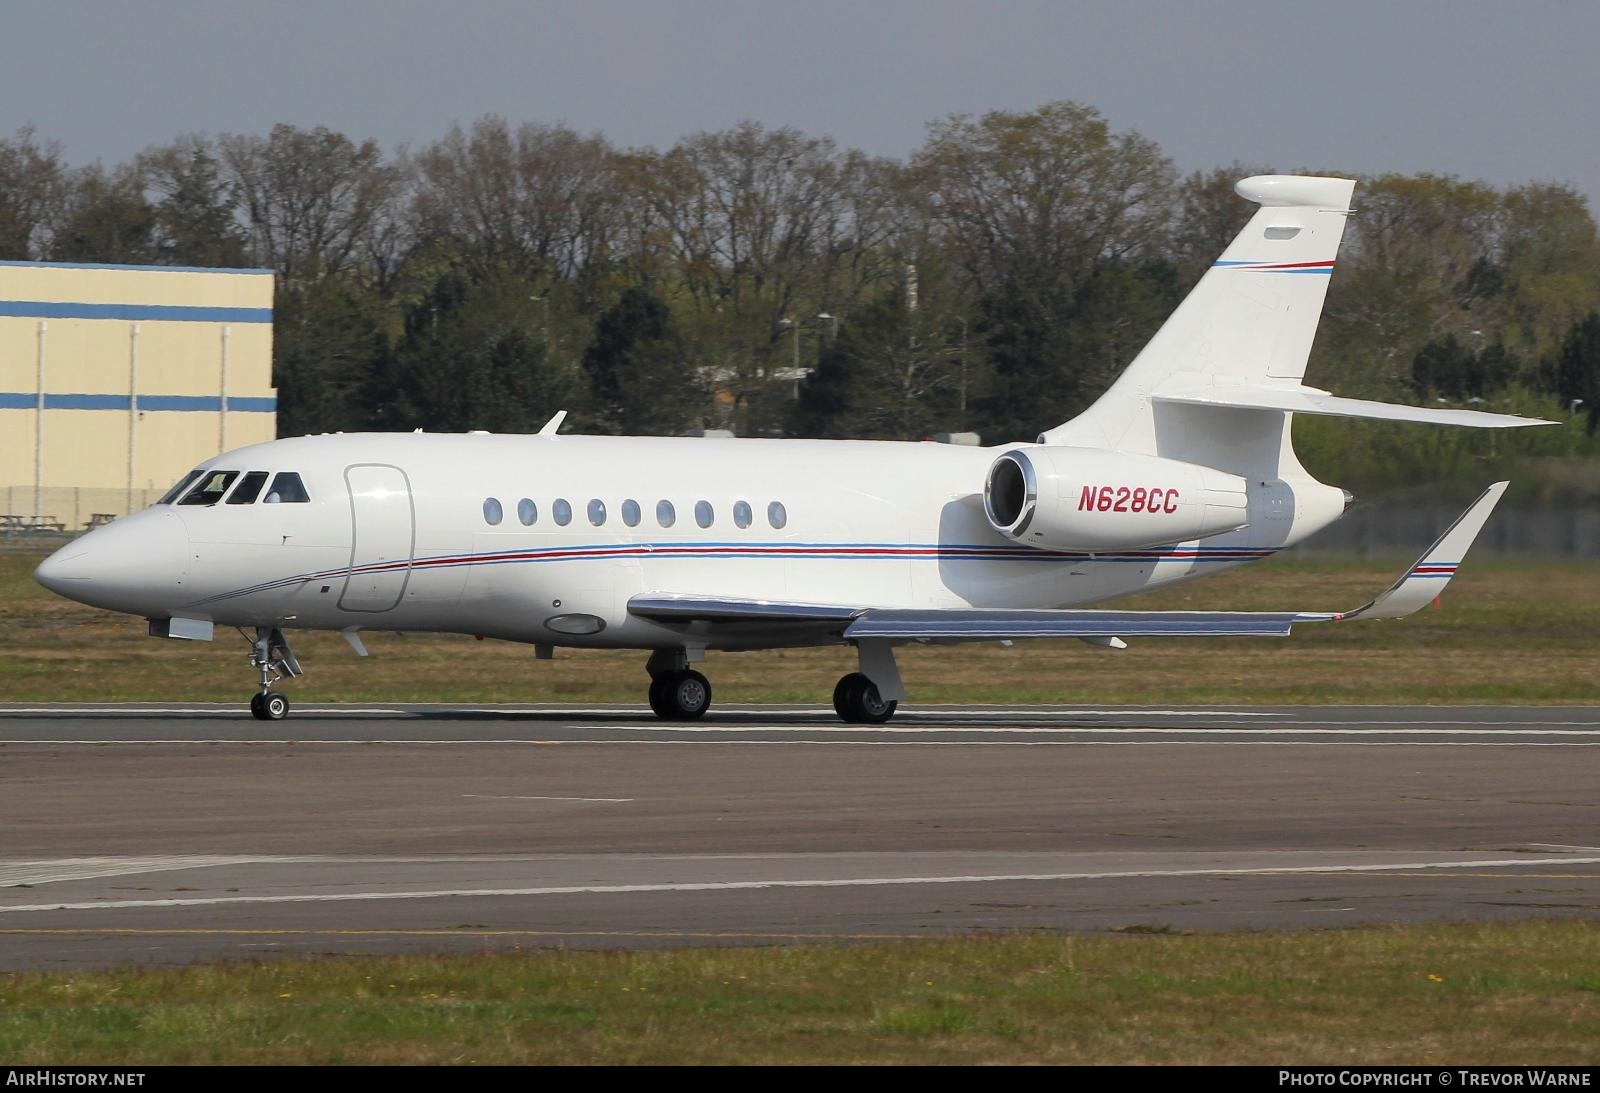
[0,259,273,275]
[0,392,277,412]
[0,301,272,323]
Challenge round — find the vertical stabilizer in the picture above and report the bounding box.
[1042,175,1356,468]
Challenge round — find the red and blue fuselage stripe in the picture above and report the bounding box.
[190,542,1279,605]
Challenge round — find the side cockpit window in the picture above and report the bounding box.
[157,469,204,505]
[227,471,269,505]
[178,470,239,506]
[264,472,311,504]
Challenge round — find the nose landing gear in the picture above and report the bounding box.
[244,626,302,721]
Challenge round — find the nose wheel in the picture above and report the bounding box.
[250,692,291,721]
[244,625,302,721]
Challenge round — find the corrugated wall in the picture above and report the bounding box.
[0,261,275,530]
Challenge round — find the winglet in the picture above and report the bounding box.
[539,409,567,436]
[1334,482,1508,621]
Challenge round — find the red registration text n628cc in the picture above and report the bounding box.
[1078,485,1180,514]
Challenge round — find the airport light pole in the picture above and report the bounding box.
[530,295,548,344]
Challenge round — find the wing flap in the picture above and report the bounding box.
[844,609,1299,641]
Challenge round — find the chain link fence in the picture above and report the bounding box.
[1295,504,1600,557]
[1,485,165,538]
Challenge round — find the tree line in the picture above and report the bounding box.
[4,104,1599,497]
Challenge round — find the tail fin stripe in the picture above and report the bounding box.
[1213,259,1335,270]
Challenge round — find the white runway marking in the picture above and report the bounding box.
[3,739,1600,748]
[4,855,1597,915]
[0,856,314,887]
[461,794,635,802]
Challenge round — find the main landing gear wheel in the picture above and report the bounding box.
[650,669,712,721]
[833,672,897,724]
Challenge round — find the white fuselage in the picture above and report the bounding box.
[36,431,1348,650]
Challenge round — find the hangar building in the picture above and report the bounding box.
[0,261,275,533]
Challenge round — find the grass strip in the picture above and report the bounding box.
[2,923,1598,1064]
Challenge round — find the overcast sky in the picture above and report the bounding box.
[3,1,1596,205]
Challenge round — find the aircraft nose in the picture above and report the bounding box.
[33,511,190,611]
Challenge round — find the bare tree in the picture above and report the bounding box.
[412,117,620,289]
[50,161,156,263]
[0,126,66,260]
[910,101,1175,300]
[138,134,251,268]
[220,124,400,285]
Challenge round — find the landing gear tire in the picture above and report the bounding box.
[648,674,674,719]
[833,672,897,724]
[245,626,300,722]
[651,669,712,721]
[251,692,290,721]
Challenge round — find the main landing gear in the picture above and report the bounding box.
[643,640,906,724]
[832,672,897,724]
[244,626,302,721]
[645,649,712,720]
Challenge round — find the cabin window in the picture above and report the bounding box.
[695,500,714,528]
[1264,225,1301,240]
[178,470,239,506]
[622,499,641,527]
[483,498,503,526]
[553,498,572,526]
[264,472,311,503]
[588,499,607,526]
[226,471,269,505]
[517,498,537,526]
[656,500,676,528]
[733,500,752,529]
[767,501,788,529]
[157,469,204,505]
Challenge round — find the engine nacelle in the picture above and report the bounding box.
[984,446,1249,552]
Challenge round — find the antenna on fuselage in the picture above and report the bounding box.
[539,409,567,436]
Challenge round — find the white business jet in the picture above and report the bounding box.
[34,175,1549,722]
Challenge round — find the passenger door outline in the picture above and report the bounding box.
[339,463,415,612]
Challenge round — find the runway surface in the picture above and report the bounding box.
[2,702,1598,970]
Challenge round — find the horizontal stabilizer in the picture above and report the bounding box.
[1154,385,1554,428]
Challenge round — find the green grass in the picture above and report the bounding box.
[4,549,1598,705]
[2,924,1597,1064]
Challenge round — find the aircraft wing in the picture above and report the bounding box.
[627,482,1508,643]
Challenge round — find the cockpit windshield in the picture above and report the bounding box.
[157,469,204,505]
[178,470,240,506]
[227,471,269,505]
[264,472,311,504]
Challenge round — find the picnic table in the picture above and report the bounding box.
[0,514,67,533]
